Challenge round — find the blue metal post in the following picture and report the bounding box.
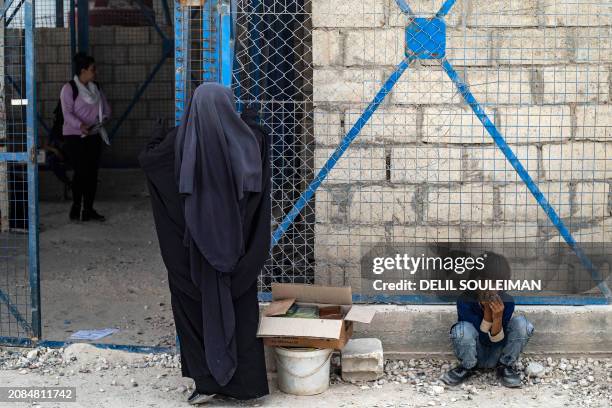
[56,0,64,27]
[174,2,187,125]
[271,56,415,247]
[69,0,76,72]
[25,0,41,338]
[440,58,611,300]
[436,0,457,18]
[202,0,220,82]
[220,0,232,87]
[76,0,88,52]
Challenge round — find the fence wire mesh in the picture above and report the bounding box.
[227,0,612,301]
[1,1,36,339]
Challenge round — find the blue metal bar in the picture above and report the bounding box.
[25,0,41,338]
[174,2,187,125]
[440,58,611,301]
[5,0,24,27]
[69,0,76,73]
[201,0,219,82]
[110,53,170,140]
[436,0,457,18]
[0,152,28,162]
[249,0,263,101]
[271,56,415,247]
[0,0,16,20]
[0,288,33,334]
[160,0,172,26]
[0,336,34,347]
[220,0,232,87]
[76,0,89,52]
[394,0,414,16]
[55,0,64,27]
[37,340,175,354]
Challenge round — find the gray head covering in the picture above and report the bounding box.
[175,83,262,273]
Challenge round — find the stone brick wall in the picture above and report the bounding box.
[35,26,174,167]
[311,0,612,290]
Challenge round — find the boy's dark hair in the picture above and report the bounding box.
[479,252,511,281]
[74,52,95,76]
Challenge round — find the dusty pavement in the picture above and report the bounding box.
[1,344,611,408]
[39,198,176,346]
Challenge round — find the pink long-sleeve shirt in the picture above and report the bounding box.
[60,82,111,136]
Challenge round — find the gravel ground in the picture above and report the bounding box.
[1,344,610,407]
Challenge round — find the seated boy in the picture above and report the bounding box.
[442,252,534,388]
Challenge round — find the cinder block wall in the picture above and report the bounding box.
[35,26,174,167]
[311,0,612,290]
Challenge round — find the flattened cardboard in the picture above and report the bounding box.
[258,316,343,339]
[344,306,376,324]
[263,322,354,350]
[263,298,295,317]
[272,283,352,305]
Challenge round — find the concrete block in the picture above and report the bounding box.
[312,29,343,66]
[112,100,148,120]
[499,182,572,223]
[392,68,460,105]
[313,69,383,103]
[314,146,386,183]
[114,65,148,83]
[467,0,538,27]
[56,46,73,64]
[312,0,385,28]
[445,29,492,67]
[114,27,150,45]
[542,142,612,181]
[494,29,572,65]
[90,27,115,45]
[576,105,612,141]
[147,99,174,119]
[314,108,343,146]
[38,82,65,102]
[387,0,463,27]
[463,223,539,242]
[391,146,463,184]
[575,28,612,64]
[422,106,495,144]
[37,28,69,46]
[426,185,495,223]
[155,62,175,82]
[104,83,139,101]
[573,218,612,243]
[341,338,383,382]
[92,45,128,65]
[128,45,162,64]
[37,47,57,64]
[467,68,533,105]
[463,145,539,183]
[314,262,362,288]
[348,185,417,225]
[315,187,350,223]
[391,225,462,242]
[500,105,572,144]
[344,106,418,144]
[574,182,610,220]
[541,0,612,27]
[45,64,72,83]
[314,223,385,264]
[542,66,609,104]
[344,28,404,67]
[94,64,114,84]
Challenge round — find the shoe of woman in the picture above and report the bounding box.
[187,391,216,405]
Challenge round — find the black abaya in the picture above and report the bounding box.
[138,110,270,399]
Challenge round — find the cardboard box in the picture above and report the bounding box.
[257,283,376,350]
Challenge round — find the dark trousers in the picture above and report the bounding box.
[63,135,102,211]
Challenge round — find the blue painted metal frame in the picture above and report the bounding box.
[174,1,187,125]
[76,0,88,52]
[220,0,232,87]
[5,0,25,26]
[0,0,16,19]
[25,0,41,338]
[267,0,610,305]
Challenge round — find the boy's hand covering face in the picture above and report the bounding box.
[490,299,505,320]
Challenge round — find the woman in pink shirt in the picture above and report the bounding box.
[61,52,111,222]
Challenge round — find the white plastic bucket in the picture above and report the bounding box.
[275,347,333,396]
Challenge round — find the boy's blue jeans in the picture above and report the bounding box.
[450,316,534,369]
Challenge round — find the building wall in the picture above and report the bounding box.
[35,26,174,167]
[311,0,612,290]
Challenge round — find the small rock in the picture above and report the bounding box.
[525,362,546,378]
[26,349,39,360]
[587,376,595,383]
[579,379,588,387]
[431,385,445,395]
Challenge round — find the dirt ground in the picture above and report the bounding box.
[39,198,176,346]
[0,344,610,408]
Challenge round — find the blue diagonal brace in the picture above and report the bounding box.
[0,287,33,335]
[0,0,16,20]
[436,0,457,18]
[440,58,611,300]
[395,0,414,16]
[271,56,415,247]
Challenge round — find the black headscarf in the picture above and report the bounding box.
[175,83,262,274]
[174,83,268,386]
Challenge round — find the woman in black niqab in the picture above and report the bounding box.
[139,83,271,402]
